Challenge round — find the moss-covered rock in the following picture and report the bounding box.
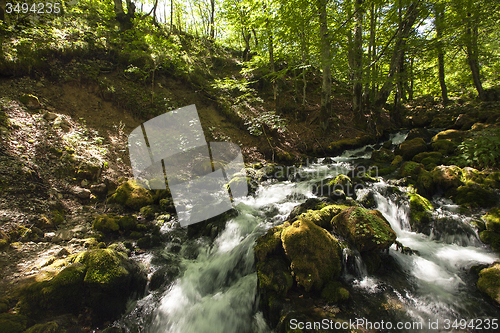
[483,208,500,233]
[431,139,457,155]
[454,184,497,208]
[18,249,146,325]
[0,313,27,333]
[477,263,500,305]
[331,206,396,252]
[19,94,40,109]
[416,169,435,197]
[431,165,464,192]
[371,148,395,163]
[397,161,423,179]
[396,138,427,160]
[108,179,153,210]
[23,321,62,333]
[479,231,500,252]
[408,193,433,234]
[431,129,465,143]
[92,214,120,233]
[327,135,375,155]
[296,204,350,230]
[413,151,443,166]
[391,155,403,168]
[281,217,342,292]
[320,280,349,303]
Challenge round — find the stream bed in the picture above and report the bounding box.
[117,133,500,333]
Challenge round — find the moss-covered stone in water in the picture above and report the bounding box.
[118,215,137,231]
[371,148,395,163]
[254,225,286,263]
[300,204,349,230]
[281,217,342,292]
[256,257,293,297]
[75,249,129,287]
[431,129,465,143]
[108,179,153,210]
[416,169,435,197]
[331,207,397,252]
[409,193,433,234]
[320,280,349,303]
[23,321,61,333]
[0,313,27,333]
[454,184,497,208]
[479,231,500,252]
[477,263,500,305]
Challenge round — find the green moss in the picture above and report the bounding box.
[23,322,61,333]
[331,207,397,252]
[118,215,137,231]
[18,263,87,318]
[477,263,500,305]
[254,225,286,263]
[108,179,153,210]
[281,217,342,292]
[408,193,433,233]
[454,184,497,208]
[396,138,427,160]
[51,210,65,226]
[482,208,500,233]
[431,139,457,155]
[227,176,256,195]
[431,165,464,192]
[431,129,465,143]
[93,214,120,233]
[75,249,128,287]
[139,205,157,220]
[256,257,293,297]
[300,205,349,230]
[416,169,435,197]
[371,148,394,163]
[321,280,350,303]
[0,313,27,333]
[479,231,500,252]
[391,155,403,168]
[397,161,423,178]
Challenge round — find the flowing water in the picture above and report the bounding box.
[118,133,500,333]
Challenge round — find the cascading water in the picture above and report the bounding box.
[117,132,499,333]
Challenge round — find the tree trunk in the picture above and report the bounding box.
[242,28,251,61]
[374,2,419,110]
[466,7,485,100]
[267,18,278,107]
[352,0,364,124]
[170,0,174,34]
[210,0,215,40]
[346,0,354,82]
[363,1,375,104]
[318,0,332,130]
[113,0,136,31]
[435,2,448,104]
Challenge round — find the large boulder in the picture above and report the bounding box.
[431,165,464,192]
[331,206,397,252]
[281,217,342,292]
[396,138,427,160]
[406,128,433,142]
[371,148,395,163]
[479,208,500,252]
[18,249,147,325]
[477,263,500,305]
[454,184,497,208]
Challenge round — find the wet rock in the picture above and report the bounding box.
[43,111,58,121]
[431,165,464,192]
[431,139,457,156]
[477,263,500,305]
[320,280,349,303]
[331,206,397,252]
[281,217,342,292]
[395,137,427,160]
[408,193,433,234]
[454,113,475,130]
[227,176,257,196]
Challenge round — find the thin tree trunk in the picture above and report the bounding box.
[364,1,375,104]
[267,18,278,107]
[374,2,419,109]
[346,0,354,82]
[318,0,332,130]
[170,0,174,34]
[352,0,364,123]
[466,6,485,100]
[210,0,215,40]
[435,3,448,104]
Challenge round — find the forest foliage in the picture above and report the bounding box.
[0,0,499,126]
